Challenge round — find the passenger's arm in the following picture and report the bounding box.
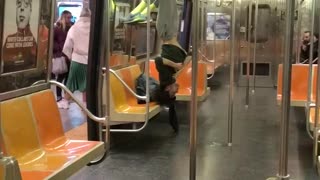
[173,56,192,78]
[162,58,182,70]
[62,30,74,59]
[53,28,60,53]
[162,56,192,70]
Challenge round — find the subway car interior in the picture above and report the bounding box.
[1,0,320,179]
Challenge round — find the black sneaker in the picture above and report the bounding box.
[56,96,62,102]
[169,117,179,133]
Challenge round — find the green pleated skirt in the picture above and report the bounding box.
[66,61,87,93]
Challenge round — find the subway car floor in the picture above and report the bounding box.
[65,66,318,180]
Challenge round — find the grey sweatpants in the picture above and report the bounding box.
[157,0,179,41]
[143,0,178,41]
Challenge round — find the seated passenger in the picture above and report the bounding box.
[300,31,318,64]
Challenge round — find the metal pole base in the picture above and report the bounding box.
[266,174,290,180]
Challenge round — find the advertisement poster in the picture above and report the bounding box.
[1,0,39,74]
[207,13,231,40]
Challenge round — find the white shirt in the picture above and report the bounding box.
[63,17,90,65]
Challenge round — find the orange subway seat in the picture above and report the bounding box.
[119,67,138,106]
[21,171,54,180]
[117,65,158,107]
[149,60,208,101]
[277,64,309,106]
[109,65,161,122]
[149,60,159,81]
[0,97,73,172]
[176,62,207,97]
[312,65,318,102]
[29,90,100,155]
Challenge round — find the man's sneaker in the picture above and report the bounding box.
[57,99,69,109]
[138,18,153,24]
[169,117,179,133]
[123,14,147,24]
[56,96,62,102]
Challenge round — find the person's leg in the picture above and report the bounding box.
[124,0,158,23]
[140,0,158,16]
[156,0,179,42]
[51,73,62,101]
[168,101,179,133]
[129,0,148,17]
[57,61,76,109]
[56,73,66,101]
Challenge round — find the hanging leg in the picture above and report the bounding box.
[124,0,158,23]
[168,101,179,133]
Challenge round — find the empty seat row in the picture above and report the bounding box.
[277,64,320,131]
[0,90,104,179]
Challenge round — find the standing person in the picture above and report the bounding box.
[58,7,91,109]
[52,10,73,105]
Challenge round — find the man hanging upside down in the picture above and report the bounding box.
[152,0,191,132]
[128,0,191,132]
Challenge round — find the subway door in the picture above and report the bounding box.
[238,1,275,88]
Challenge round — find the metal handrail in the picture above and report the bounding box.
[207,73,214,80]
[106,69,151,133]
[31,80,107,165]
[110,0,151,133]
[304,103,320,141]
[198,50,215,63]
[108,69,147,100]
[31,80,46,86]
[49,80,106,124]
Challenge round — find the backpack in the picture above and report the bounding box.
[135,74,159,104]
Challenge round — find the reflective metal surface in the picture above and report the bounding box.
[313,11,320,166]
[227,0,237,146]
[49,80,106,123]
[252,0,258,92]
[246,0,252,106]
[277,0,295,178]
[109,0,151,133]
[108,69,147,100]
[190,0,199,179]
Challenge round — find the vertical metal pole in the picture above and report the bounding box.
[145,0,150,121]
[313,6,320,166]
[246,1,252,107]
[46,0,56,82]
[198,0,204,49]
[252,0,258,93]
[103,0,111,149]
[227,0,236,146]
[277,0,295,178]
[306,0,316,140]
[295,1,302,64]
[190,0,199,179]
[214,1,217,67]
[87,0,108,141]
